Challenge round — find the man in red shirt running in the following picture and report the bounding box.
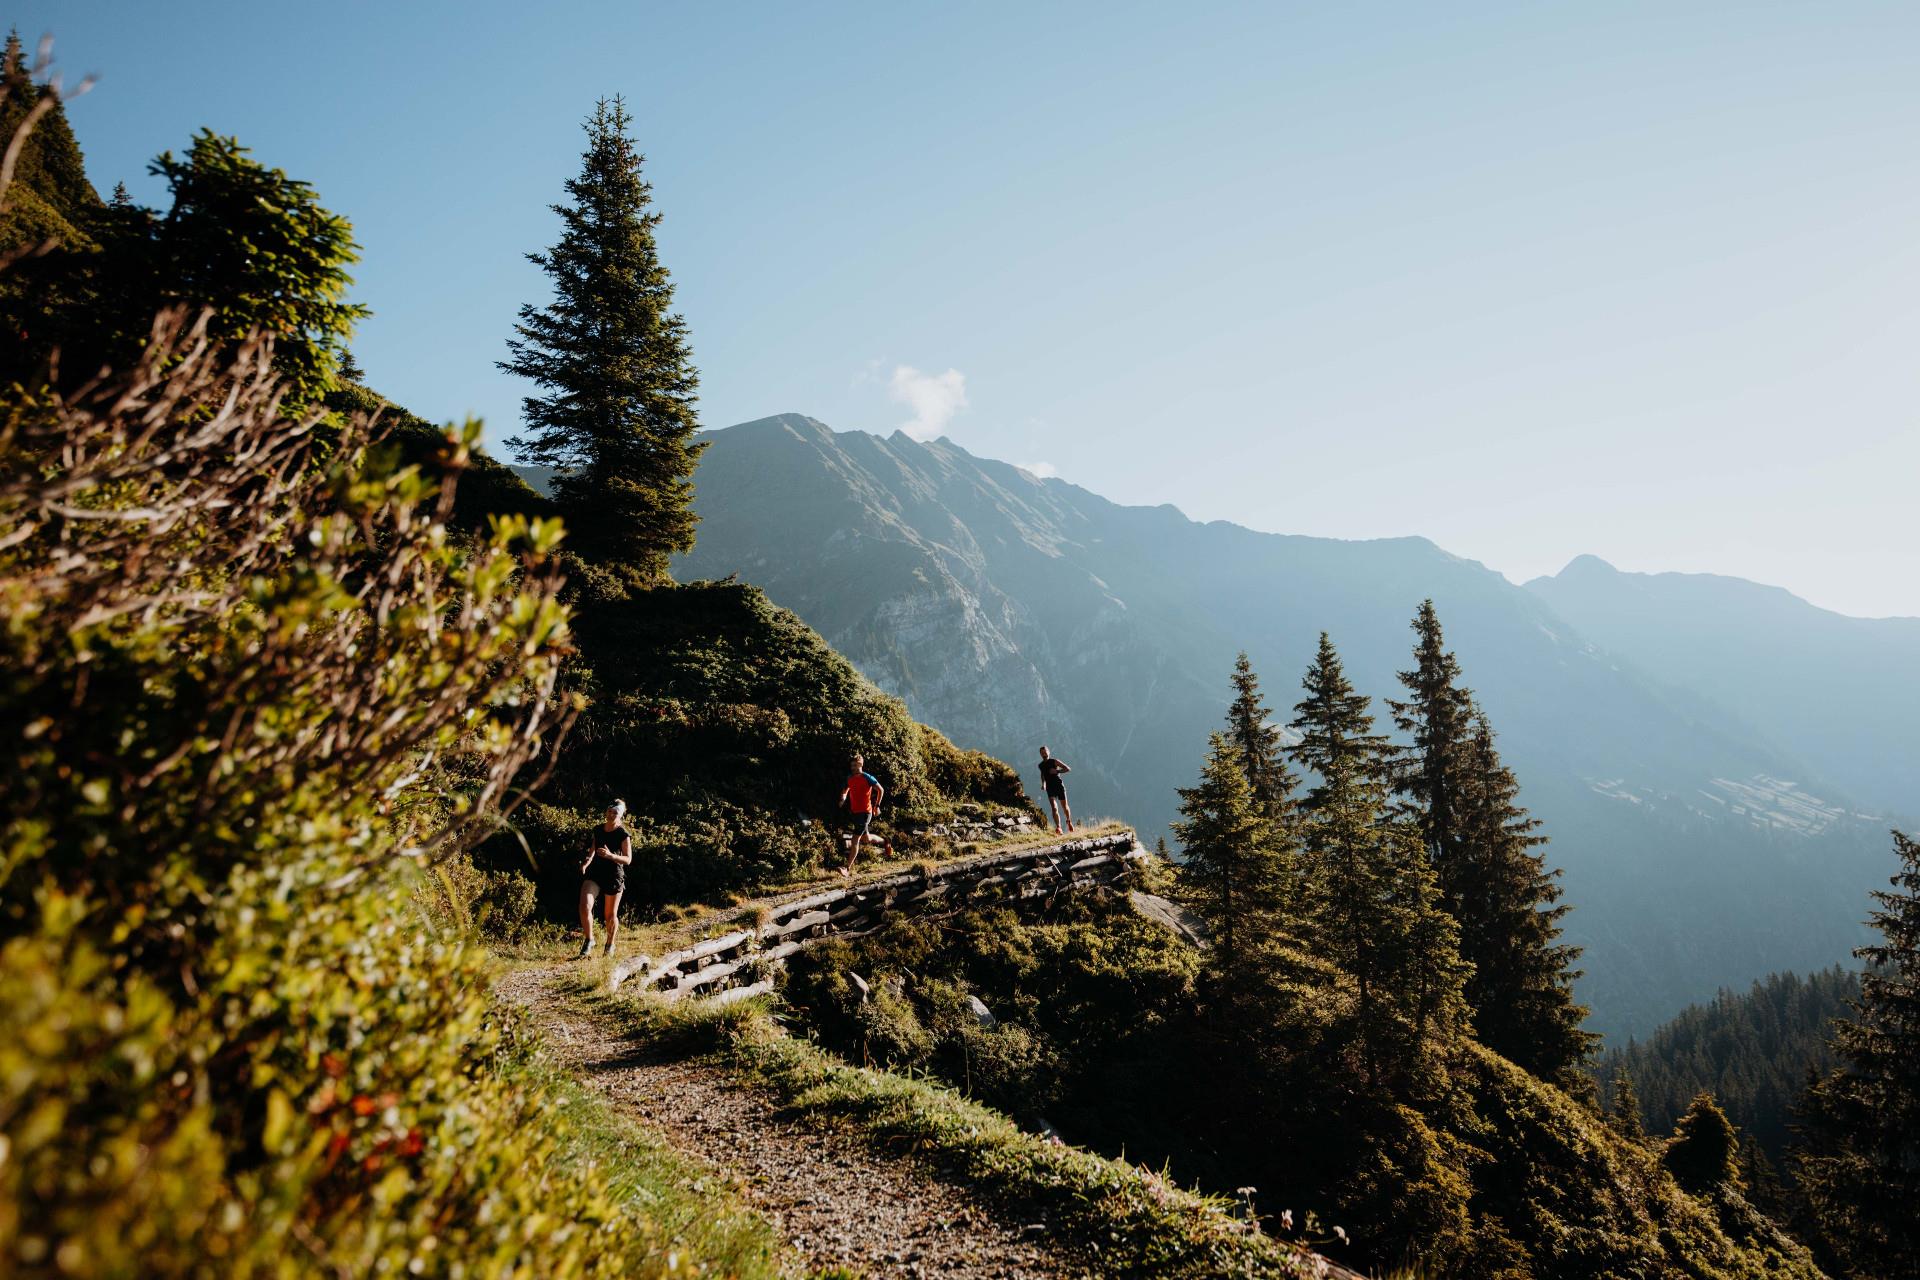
[838,753,893,877]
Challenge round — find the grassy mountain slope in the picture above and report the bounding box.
[771,890,1822,1278]
[655,413,1890,1037]
[497,575,1034,909]
[339,391,1032,915]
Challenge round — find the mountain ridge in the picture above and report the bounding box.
[520,414,1896,1037]
[1527,553,1920,815]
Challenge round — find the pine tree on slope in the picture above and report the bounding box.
[1388,604,1593,1084]
[1173,732,1291,967]
[1290,632,1395,810]
[1610,1066,1648,1140]
[1388,600,1474,866]
[502,97,703,587]
[1666,1092,1744,1195]
[1452,711,1596,1084]
[1225,651,1299,823]
[0,31,101,250]
[1795,828,1920,1278]
[1288,634,1467,1088]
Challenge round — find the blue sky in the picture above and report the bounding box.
[18,2,1920,616]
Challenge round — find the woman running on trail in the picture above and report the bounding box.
[1038,746,1074,833]
[577,800,633,958]
[838,753,893,877]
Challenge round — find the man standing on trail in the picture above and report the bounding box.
[838,753,892,877]
[1038,746,1074,833]
[577,800,633,959]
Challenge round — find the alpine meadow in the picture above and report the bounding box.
[3,9,1917,1280]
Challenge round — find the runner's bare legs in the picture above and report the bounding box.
[601,889,622,952]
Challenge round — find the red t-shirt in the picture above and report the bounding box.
[846,771,880,814]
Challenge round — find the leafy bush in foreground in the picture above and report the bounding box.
[0,292,715,1276]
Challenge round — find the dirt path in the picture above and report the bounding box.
[496,966,1088,1280]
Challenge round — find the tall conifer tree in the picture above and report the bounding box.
[1388,601,1473,864]
[1453,712,1595,1082]
[1388,604,1593,1083]
[1225,652,1297,822]
[1610,1067,1647,1140]
[503,97,703,586]
[1666,1093,1744,1194]
[1173,732,1291,966]
[1288,635,1467,1088]
[1796,828,1920,1277]
[1290,632,1394,809]
[0,31,100,251]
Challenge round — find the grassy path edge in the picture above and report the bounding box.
[574,977,1360,1280]
[492,991,795,1278]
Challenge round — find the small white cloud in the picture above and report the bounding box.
[888,364,968,441]
[1016,460,1058,479]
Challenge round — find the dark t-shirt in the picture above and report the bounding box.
[587,828,629,889]
[1039,757,1069,792]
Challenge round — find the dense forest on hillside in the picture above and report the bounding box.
[1597,968,1858,1161]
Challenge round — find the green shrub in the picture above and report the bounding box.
[501,578,1038,916]
[0,273,719,1276]
[919,724,1034,815]
[1664,1092,1743,1194]
[475,869,540,941]
[858,981,935,1066]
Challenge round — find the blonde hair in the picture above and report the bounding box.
[606,799,627,819]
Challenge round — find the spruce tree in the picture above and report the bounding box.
[503,97,703,586]
[1,32,103,374]
[1452,711,1596,1083]
[1225,652,1298,822]
[0,31,100,252]
[1388,603,1594,1084]
[1388,600,1474,865]
[1290,632,1394,809]
[1288,635,1467,1088]
[1796,828,1920,1277]
[1610,1066,1647,1140]
[1173,732,1291,966]
[1665,1092,1742,1194]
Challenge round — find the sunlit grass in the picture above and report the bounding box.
[494,1015,788,1278]
[579,980,1336,1280]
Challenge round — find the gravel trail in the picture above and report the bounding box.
[496,965,1088,1280]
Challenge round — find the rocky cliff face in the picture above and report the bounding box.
[644,414,1890,1038]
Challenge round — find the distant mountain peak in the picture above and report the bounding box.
[1560,553,1620,577]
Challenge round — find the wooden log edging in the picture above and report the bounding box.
[611,831,1143,1001]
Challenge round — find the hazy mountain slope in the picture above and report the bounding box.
[1528,555,1920,817]
[616,414,1892,1037]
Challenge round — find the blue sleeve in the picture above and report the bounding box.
[863,772,880,787]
